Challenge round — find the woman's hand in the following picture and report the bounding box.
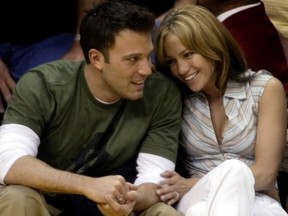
[156,170,199,205]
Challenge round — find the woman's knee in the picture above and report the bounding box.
[219,159,255,184]
[222,159,251,174]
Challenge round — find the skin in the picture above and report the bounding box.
[4,30,160,216]
[0,59,15,113]
[85,30,153,102]
[156,33,287,204]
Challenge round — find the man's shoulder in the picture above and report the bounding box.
[143,70,181,101]
[148,70,179,89]
[20,60,83,84]
[147,70,176,86]
[30,59,82,75]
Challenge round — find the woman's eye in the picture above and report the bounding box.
[184,52,193,58]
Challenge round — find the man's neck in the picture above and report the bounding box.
[84,64,121,104]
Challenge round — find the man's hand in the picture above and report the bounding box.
[0,59,16,113]
[97,197,135,216]
[82,175,133,204]
[97,183,138,216]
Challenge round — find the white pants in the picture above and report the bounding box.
[176,159,287,216]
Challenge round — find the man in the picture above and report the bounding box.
[0,1,183,215]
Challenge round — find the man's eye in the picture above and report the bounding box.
[129,57,138,62]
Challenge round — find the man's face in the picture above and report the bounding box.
[101,30,153,101]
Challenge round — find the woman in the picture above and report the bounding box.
[155,5,287,216]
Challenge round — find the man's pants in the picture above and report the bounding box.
[0,185,184,216]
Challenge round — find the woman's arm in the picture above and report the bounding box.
[250,77,287,191]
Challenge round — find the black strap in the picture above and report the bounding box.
[98,99,126,146]
[45,100,134,214]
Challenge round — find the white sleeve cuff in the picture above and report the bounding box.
[134,153,175,185]
[0,124,40,185]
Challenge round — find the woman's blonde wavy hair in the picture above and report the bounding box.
[155,4,247,92]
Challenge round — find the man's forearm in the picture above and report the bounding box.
[4,156,86,195]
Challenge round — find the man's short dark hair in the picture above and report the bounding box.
[80,0,155,63]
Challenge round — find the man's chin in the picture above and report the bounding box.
[126,92,144,101]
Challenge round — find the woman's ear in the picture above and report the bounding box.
[88,49,105,70]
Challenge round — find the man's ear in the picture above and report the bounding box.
[89,49,105,70]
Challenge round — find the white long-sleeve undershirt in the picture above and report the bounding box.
[0,124,175,186]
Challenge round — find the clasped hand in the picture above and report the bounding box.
[95,176,138,216]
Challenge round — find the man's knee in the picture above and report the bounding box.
[1,185,42,203]
[140,202,184,216]
[0,185,50,216]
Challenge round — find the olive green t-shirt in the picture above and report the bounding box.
[3,60,182,174]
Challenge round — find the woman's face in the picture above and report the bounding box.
[163,33,215,93]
